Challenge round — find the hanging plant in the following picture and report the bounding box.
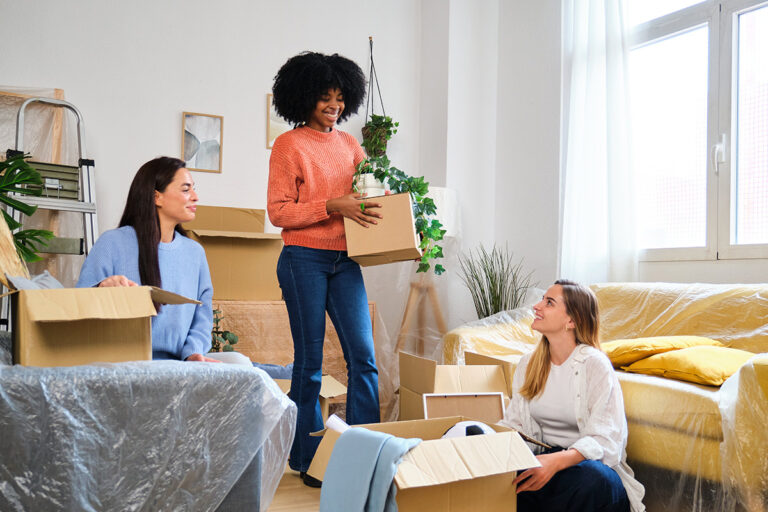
[354,38,445,275]
[361,114,398,158]
[0,154,55,262]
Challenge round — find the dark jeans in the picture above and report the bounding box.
[277,245,380,472]
[517,447,630,512]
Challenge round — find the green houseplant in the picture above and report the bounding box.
[458,244,536,319]
[360,114,398,157]
[0,154,55,262]
[209,308,239,352]
[354,130,446,276]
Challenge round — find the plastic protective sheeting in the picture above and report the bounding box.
[0,358,296,512]
[440,282,768,512]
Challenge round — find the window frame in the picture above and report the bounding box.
[629,0,768,261]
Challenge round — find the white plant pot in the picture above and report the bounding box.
[355,173,388,197]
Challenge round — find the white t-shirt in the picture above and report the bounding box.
[529,350,580,448]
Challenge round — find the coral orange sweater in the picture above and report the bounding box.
[267,126,366,250]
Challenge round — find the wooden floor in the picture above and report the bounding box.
[267,467,321,511]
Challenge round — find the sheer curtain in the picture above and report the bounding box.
[559,0,636,284]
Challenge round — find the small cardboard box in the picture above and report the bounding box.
[343,192,422,266]
[274,375,347,422]
[399,352,509,421]
[184,205,283,301]
[12,286,200,367]
[307,416,540,512]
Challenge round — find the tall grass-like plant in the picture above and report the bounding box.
[458,245,536,319]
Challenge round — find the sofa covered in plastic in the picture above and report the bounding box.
[442,282,768,512]
[0,333,296,512]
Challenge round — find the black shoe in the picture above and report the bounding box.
[300,471,322,488]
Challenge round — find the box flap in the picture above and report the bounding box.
[423,392,506,424]
[24,287,158,322]
[183,205,266,233]
[187,229,282,240]
[274,375,347,398]
[399,352,437,394]
[433,365,508,396]
[148,286,201,305]
[394,431,540,490]
[465,351,521,397]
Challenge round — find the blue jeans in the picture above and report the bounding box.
[517,452,630,512]
[277,245,380,472]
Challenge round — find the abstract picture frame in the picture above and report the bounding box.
[266,93,291,149]
[182,112,223,173]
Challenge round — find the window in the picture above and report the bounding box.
[627,0,768,260]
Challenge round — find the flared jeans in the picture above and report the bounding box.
[277,245,380,472]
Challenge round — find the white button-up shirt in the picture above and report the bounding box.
[501,344,646,512]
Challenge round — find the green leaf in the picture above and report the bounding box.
[434,264,446,275]
[224,332,238,343]
[223,345,234,352]
[417,262,430,273]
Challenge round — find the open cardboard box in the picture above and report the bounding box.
[274,374,347,422]
[343,192,422,266]
[184,205,283,300]
[11,286,200,366]
[0,213,201,367]
[307,416,540,512]
[399,352,509,421]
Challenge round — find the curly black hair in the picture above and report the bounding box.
[272,51,366,126]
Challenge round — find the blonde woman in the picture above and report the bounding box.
[502,279,645,512]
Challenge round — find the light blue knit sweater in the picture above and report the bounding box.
[76,226,213,360]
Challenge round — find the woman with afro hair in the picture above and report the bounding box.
[267,51,382,487]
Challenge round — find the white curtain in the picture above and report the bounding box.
[560,0,636,284]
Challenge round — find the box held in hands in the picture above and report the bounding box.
[343,192,422,267]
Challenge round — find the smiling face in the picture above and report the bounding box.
[155,167,198,226]
[531,284,576,335]
[306,87,345,132]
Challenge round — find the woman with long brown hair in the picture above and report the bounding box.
[503,279,645,511]
[77,156,220,362]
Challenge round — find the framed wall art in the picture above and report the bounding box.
[182,112,223,173]
[266,93,291,149]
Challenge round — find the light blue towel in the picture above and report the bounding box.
[319,427,421,512]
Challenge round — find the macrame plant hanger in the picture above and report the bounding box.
[365,36,387,120]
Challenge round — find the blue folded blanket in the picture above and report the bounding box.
[320,427,421,512]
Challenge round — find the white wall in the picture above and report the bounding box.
[494,0,562,289]
[0,0,422,234]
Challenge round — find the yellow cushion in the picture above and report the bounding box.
[601,336,722,367]
[622,346,755,386]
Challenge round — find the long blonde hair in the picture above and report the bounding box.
[519,279,600,400]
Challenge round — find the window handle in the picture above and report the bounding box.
[712,133,727,174]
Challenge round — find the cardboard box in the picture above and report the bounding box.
[307,416,540,512]
[399,352,509,421]
[184,205,283,301]
[422,392,505,424]
[274,375,347,422]
[12,286,199,367]
[343,193,422,266]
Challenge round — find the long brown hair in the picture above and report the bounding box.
[118,157,187,288]
[519,279,600,400]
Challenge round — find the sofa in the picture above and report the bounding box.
[0,332,297,512]
[442,282,768,512]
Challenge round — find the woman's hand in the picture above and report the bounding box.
[186,353,223,363]
[326,193,382,227]
[98,275,138,287]
[513,449,584,493]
